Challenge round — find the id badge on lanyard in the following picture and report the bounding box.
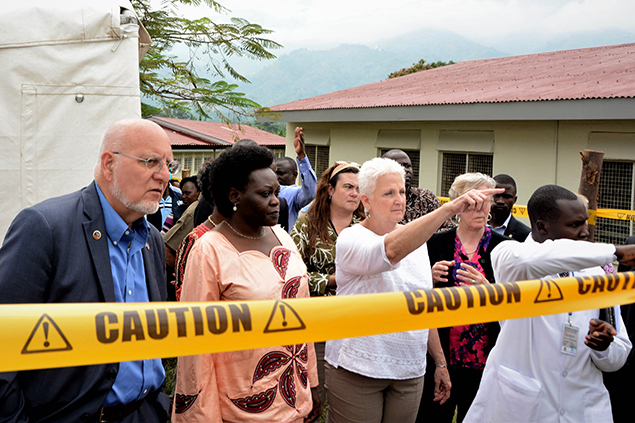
[560,271,579,355]
[561,312,579,355]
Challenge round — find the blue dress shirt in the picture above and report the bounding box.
[95,185,165,406]
[490,212,512,235]
[279,155,317,232]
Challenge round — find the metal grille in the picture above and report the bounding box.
[468,154,493,175]
[380,149,420,188]
[182,157,192,173]
[193,156,203,173]
[596,160,634,244]
[440,153,493,197]
[305,145,330,178]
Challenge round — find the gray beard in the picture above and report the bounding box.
[111,172,160,216]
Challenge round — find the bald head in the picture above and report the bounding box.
[95,118,173,225]
[95,119,170,178]
[382,149,413,190]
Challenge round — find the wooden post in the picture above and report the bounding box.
[578,150,604,242]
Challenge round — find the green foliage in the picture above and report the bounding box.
[249,121,286,137]
[132,0,281,123]
[387,59,455,79]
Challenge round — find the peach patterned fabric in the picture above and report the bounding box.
[172,225,318,423]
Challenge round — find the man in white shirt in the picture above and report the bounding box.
[276,127,317,232]
[465,184,635,423]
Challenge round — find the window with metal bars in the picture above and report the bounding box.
[440,152,493,197]
[193,157,203,173]
[305,145,330,178]
[182,156,193,173]
[379,149,421,188]
[596,160,634,244]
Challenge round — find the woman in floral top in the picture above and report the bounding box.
[290,161,365,404]
[416,173,514,423]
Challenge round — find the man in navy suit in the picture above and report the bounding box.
[489,174,531,241]
[0,119,177,422]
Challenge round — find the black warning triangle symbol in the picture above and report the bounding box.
[21,313,72,354]
[263,300,306,333]
[534,279,564,303]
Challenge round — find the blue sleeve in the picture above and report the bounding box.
[294,156,317,209]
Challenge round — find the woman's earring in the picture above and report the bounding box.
[233,203,238,212]
[488,212,492,222]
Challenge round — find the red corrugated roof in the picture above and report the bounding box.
[270,43,635,112]
[150,117,286,146]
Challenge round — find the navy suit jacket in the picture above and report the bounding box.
[504,215,531,242]
[0,182,167,423]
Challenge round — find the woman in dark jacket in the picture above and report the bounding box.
[417,173,515,423]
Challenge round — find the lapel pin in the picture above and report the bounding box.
[92,230,102,240]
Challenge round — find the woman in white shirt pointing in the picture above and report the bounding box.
[324,157,502,423]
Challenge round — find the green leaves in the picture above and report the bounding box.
[387,59,456,79]
[132,0,281,122]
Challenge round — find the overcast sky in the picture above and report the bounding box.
[180,0,634,53]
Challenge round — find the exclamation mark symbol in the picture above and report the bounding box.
[280,304,287,327]
[43,321,50,347]
[546,282,552,298]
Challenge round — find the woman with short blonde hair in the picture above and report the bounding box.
[417,172,512,423]
[325,159,501,423]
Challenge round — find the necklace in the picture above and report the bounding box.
[224,221,267,240]
[465,246,478,255]
[208,216,217,227]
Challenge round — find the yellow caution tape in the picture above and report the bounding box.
[438,197,632,223]
[588,209,597,225]
[596,208,635,222]
[2,272,635,373]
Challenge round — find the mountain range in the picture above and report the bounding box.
[229,28,634,108]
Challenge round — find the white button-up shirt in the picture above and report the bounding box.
[465,236,631,423]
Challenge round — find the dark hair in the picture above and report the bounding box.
[235,139,258,148]
[198,160,215,203]
[527,185,579,228]
[305,163,365,253]
[210,145,275,217]
[180,176,199,191]
[277,156,297,172]
[494,174,517,189]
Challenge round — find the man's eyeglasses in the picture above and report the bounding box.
[113,152,181,175]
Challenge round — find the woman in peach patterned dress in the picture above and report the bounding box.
[173,144,320,423]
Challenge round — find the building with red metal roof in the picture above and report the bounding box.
[148,117,286,177]
[268,43,635,244]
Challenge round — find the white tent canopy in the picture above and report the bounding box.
[0,0,150,241]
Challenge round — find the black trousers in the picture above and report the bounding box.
[416,360,484,423]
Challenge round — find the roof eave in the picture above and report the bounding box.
[148,117,233,146]
[264,98,635,123]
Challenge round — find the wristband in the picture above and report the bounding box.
[436,364,447,368]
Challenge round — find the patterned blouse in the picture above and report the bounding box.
[173,226,318,422]
[401,187,455,232]
[173,222,212,301]
[448,227,492,369]
[291,214,362,296]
